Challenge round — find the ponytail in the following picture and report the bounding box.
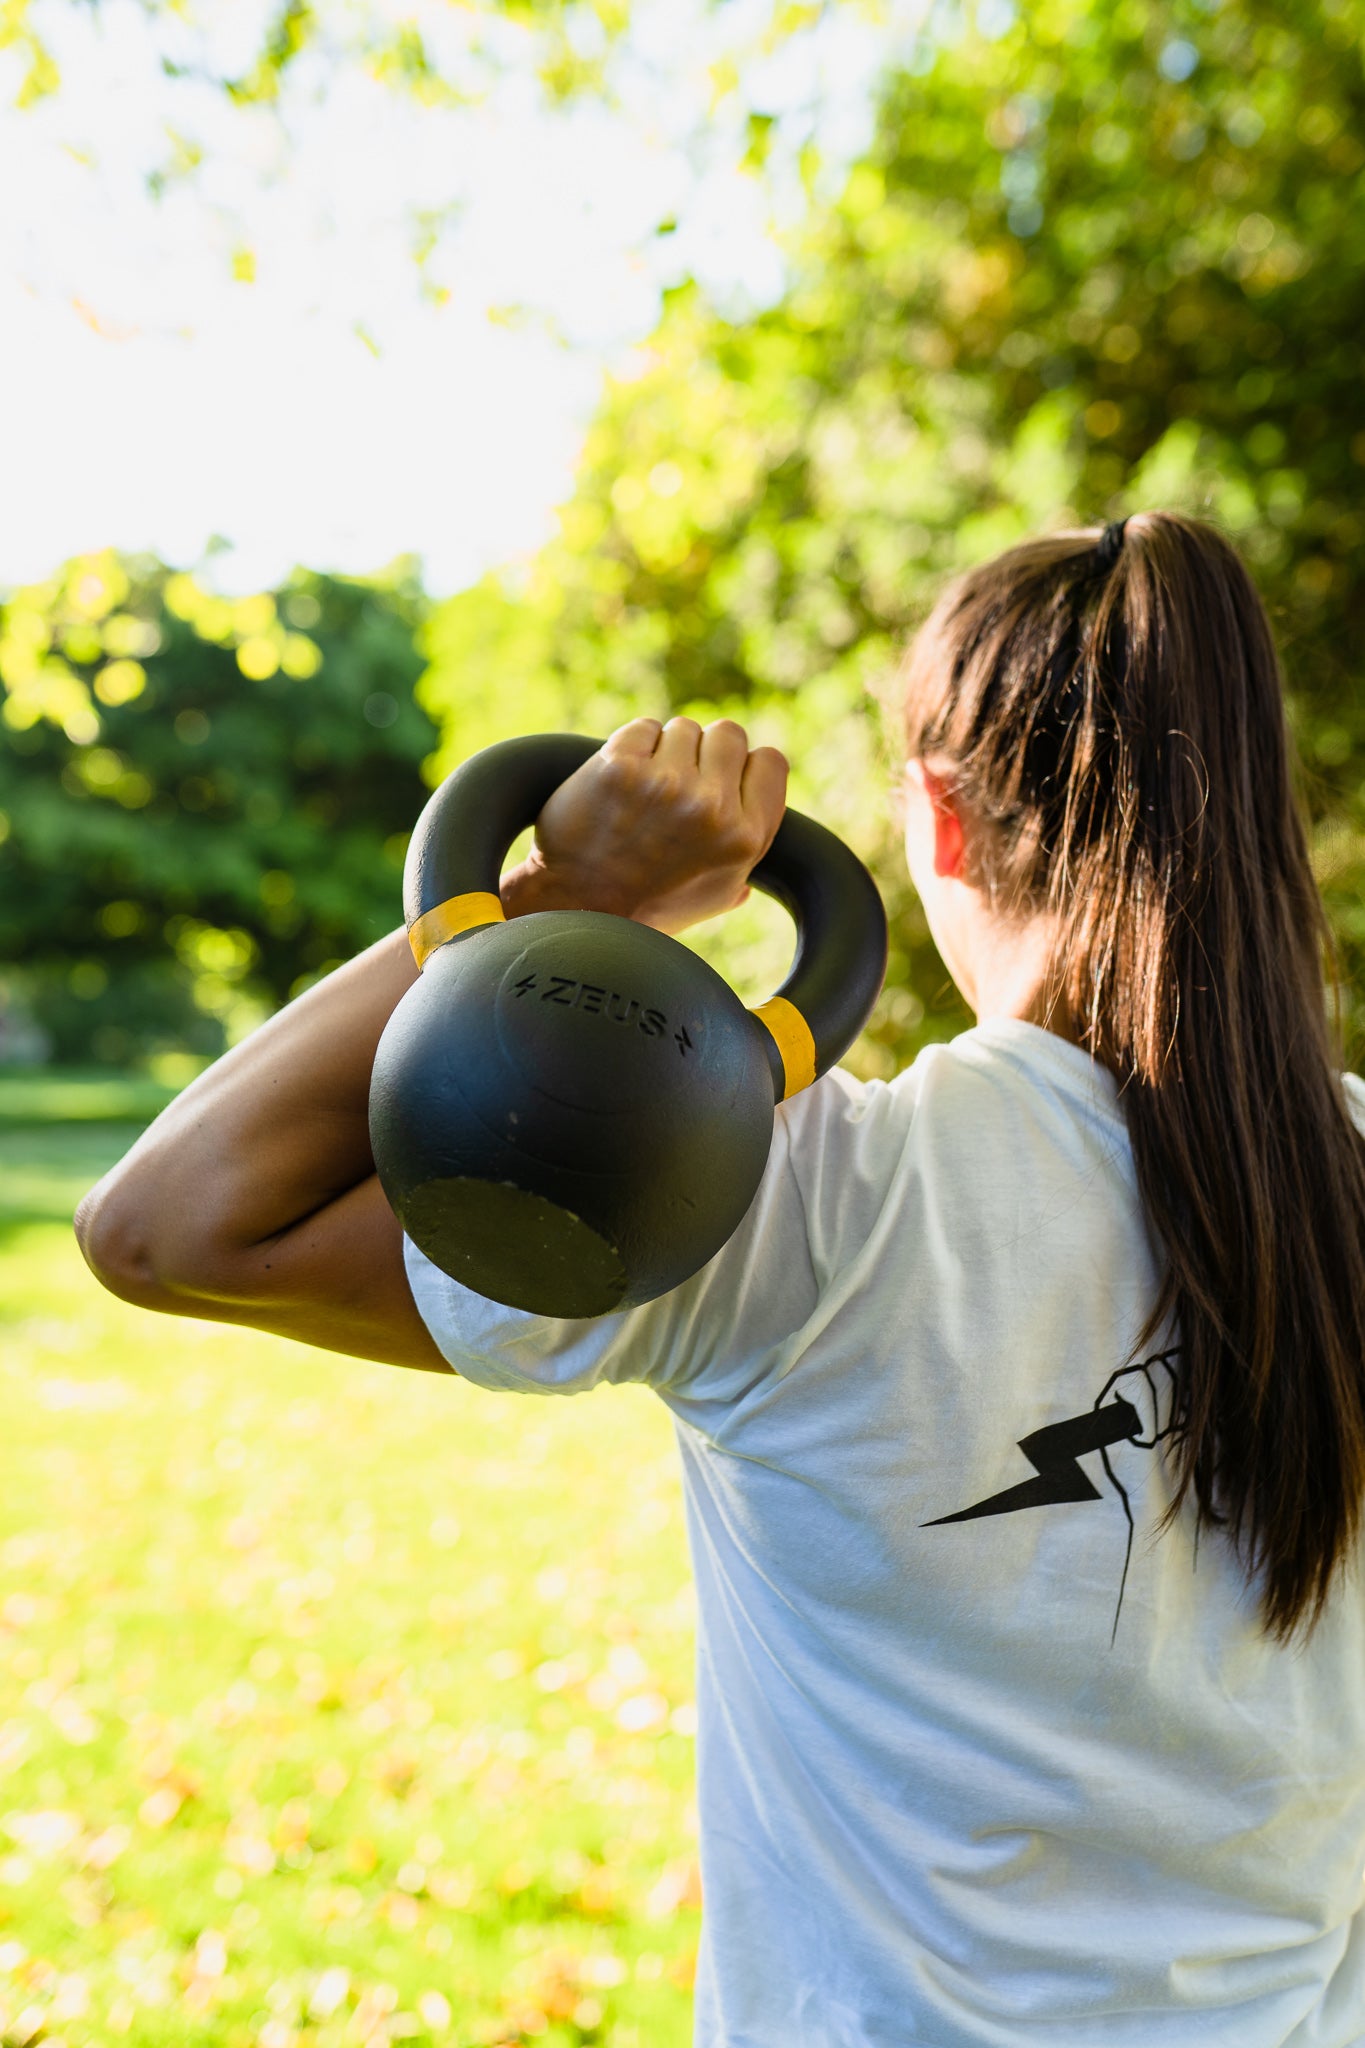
[900,512,1365,1639]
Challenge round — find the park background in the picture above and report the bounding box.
[3,0,1364,2041]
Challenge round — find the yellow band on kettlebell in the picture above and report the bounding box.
[408,891,506,969]
[751,996,817,1101]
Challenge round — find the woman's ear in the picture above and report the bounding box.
[919,765,966,880]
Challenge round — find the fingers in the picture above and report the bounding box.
[653,715,703,773]
[698,717,749,790]
[601,717,663,761]
[601,713,787,847]
[740,744,788,833]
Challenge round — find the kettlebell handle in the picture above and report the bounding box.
[402,733,888,1101]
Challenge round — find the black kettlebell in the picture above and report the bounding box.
[369,734,887,1318]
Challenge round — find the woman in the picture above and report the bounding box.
[77,512,1365,2044]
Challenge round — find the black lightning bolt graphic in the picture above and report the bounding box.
[924,1354,1181,1645]
[923,1398,1142,1524]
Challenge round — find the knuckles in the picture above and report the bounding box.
[577,717,776,867]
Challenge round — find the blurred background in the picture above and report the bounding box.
[3,0,1364,2042]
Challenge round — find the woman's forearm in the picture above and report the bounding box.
[72,847,609,1280]
[70,846,630,1306]
[74,927,420,1291]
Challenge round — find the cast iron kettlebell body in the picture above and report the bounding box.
[370,734,888,1318]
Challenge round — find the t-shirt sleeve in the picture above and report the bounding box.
[402,1064,912,1403]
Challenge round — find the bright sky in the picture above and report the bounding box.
[0,0,925,597]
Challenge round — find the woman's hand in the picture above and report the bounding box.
[501,716,789,936]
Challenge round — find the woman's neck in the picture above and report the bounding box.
[951,898,1078,1044]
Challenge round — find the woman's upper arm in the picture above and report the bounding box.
[76,1170,452,1375]
[71,928,451,1372]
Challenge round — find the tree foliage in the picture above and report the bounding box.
[7,0,1365,1076]
[419,0,1365,1070]
[0,0,632,111]
[1,0,886,122]
[0,555,436,1063]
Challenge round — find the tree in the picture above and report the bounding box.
[0,0,634,112]
[0,553,438,1063]
[419,0,1365,1071]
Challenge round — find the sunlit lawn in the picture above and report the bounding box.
[0,1072,699,2047]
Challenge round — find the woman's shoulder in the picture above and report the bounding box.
[775,1049,924,1145]
[789,1020,1115,1111]
[773,1036,970,1193]
[777,1022,1127,1185]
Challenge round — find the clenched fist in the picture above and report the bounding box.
[502,716,789,936]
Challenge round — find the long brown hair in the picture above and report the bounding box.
[898,512,1365,1639]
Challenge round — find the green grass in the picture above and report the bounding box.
[0,1072,698,2047]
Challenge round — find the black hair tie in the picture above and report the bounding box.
[1094,518,1128,572]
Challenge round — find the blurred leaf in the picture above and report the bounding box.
[0,0,59,106]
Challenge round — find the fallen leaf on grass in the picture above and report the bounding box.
[646,1857,703,1919]
[224,1824,275,1877]
[307,1965,350,2019]
[381,1891,420,1933]
[80,1824,130,1871]
[138,1784,184,1829]
[2,1810,80,1858]
[669,1944,699,1989]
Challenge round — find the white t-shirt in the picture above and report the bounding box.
[404,1018,1365,2047]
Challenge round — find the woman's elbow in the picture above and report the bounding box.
[74,1179,179,1307]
